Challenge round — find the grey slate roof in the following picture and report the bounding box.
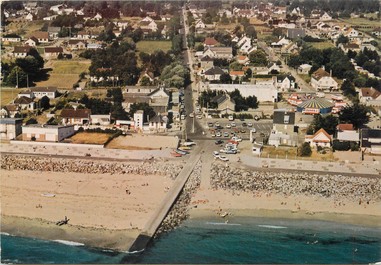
[273,110,295,125]
[204,66,225,75]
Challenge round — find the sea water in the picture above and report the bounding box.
[2,217,381,264]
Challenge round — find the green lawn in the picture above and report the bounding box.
[136,40,172,54]
[306,41,334,49]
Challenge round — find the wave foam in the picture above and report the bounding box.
[258,225,287,229]
[1,232,11,236]
[53,240,85,246]
[206,222,241,226]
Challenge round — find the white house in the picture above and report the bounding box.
[336,124,359,142]
[195,20,206,29]
[61,108,91,125]
[30,87,58,99]
[204,67,225,81]
[276,75,296,92]
[305,128,332,148]
[359,87,381,106]
[311,68,338,91]
[22,124,75,142]
[361,129,381,154]
[25,13,34,21]
[208,83,278,102]
[14,96,35,111]
[148,114,167,132]
[13,46,31,58]
[90,114,111,125]
[297,64,312,74]
[320,12,332,21]
[24,37,39,46]
[133,110,144,130]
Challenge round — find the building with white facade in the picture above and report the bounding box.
[208,83,278,102]
[22,124,75,142]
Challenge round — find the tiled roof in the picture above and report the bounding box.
[204,37,219,46]
[44,47,63,53]
[204,67,225,75]
[361,87,381,99]
[14,96,34,104]
[312,68,330,80]
[61,108,91,118]
[13,46,31,53]
[32,31,49,39]
[337,124,354,131]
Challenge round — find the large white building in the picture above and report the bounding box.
[0,118,23,140]
[311,68,338,91]
[22,124,75,142]
[207,83,278,102]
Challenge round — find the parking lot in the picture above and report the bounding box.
[202,118,273,142]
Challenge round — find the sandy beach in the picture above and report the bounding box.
[1,168,176,251]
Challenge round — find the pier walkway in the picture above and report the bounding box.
[127,145,202,252]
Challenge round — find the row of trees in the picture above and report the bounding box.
[1,48,45,88]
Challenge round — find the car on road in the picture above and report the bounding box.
[219,155,229,161]
[231,136,242,142]
[247,122,253,127]
[260,132,265,137]
[251,128,256,133]
[226,124,231,129]
[189,113,194,118]
[181,114,186,120]
[231,122,236,127]
[225,149,237,154]
[215,139,224,145]
[254,115,260,121]
[223,132,229,137]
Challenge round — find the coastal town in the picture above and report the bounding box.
[1,0,381,262]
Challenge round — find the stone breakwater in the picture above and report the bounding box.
[1,155,183,179]
[155,160,202,236]
[210,164,381,202]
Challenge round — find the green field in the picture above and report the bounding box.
[340,17,381,32]
[136,40,172,54]
[0,88,19,107]
[35,60,90,89]
[306,41,334,49]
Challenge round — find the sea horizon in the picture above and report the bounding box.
[2,216,381,264]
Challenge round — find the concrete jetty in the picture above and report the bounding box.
[127,145,202,252]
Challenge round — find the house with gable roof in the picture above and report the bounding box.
[14,96,36,111]
[204,66,225,81]
[61,108,91,125]
[359,87,381,106]
[276,75,296,92]
[320,12,332,21]
[13,46,31,58]
[336,123,359,143]
[204,37,219,47]
[148,113,168,132]
[24,36,39,46]
[305,128,333,148]
[31,31,50,43]
[311,68,338,91]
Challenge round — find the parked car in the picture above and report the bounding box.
[228,115,234,121]
[240,129,246,133]
[247,122,253,127]
[216,131,222,137]
[215,122,220,127]
[219,155,229,161]
[189,113,194,118]
[231,136,242,142]
[231,122,236,127]
[226,124,231,129]
[223,132,229,137]
[242,122,247,127]
[197,115,203,119]
[215,139,223,145]
[208,122,213,127]
[252,128,257,133]
[213,151,220,158]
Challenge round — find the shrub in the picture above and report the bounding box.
[332,140,350,151]
[299,142,312,156]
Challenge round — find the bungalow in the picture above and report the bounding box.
[77,31,92,39]
[200,55,214,69]
[2,34,22,43]
[311,68,338,91]
[203,47,233,60]
[229,70,245,80]
[50,4,64,13]
[148,114,167,132]
[359,87,381,106]
[68,39,87,50]
[31,31,50,43]
[25,13,34,21]
[13,46,31,58]
[24,36,39,46]
[30,87,58,99]
[204,67,225,81]
[90,114,111,125]
[272,109,296,135]
[61,108,91,125]
[361,128,381,154]
[336,123,359,142]
[18,90,34,99]
[0,118,23,140]
[344,28,361,38]
[211,93,235,114]
[43,15,58,21]
[339,43,361,53]
[93,13,103,20]
[305,128,333,148]
[297,64,312,74]
[47,26,61,39]
[87,43,103,49]
[2,105,20,118]
[22,124,75,142]
[138,20,158,32]
[237,55,250,65]
[14,96,35,111]
[204,37,219,47]
[44,47,63,58]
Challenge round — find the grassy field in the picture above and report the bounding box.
[299,74,311,83]
[136,40,172,54]
[7,19,45,37]
[340,17,381,32]
[35,60,90,89]
[69,132,111,145]
[0,88,19,106]
[306,41,334,49]
[262,145,336,161]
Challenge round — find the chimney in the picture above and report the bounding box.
[322,65,325,71]
[330,70,332,77]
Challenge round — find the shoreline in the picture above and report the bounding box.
[188,208,381,228]
[1,215,140,252]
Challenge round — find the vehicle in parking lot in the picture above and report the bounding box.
[231,136,242,142]
[183,139,196,146]
[175,149,188,155]
[213,151,220,158]
[215,125,223,130]
[252,128,256,133]
[181,114,186,120]
[247,122,253,127]
[254,115,260,121]
[242,122,247,127]
[197,115,203,119]
[189,113,194,118]
[226,149,237,154]
[216,131,222,137]
[223,132,229,137]
[219,155,229,161]
[231,122,236,127]
[226,124,231,129]
[215,122,220,127]
[240,117,244,121]
[260,132,265,137]
[228,115,234,121]
[208,122,213,127]
[241,129,246,133]
[215,139,223,145]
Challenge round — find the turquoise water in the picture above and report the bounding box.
[2,217,381,264]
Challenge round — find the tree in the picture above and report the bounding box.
[339,103,370,129]
[336,34,349,46]
[171,34,183,54]
[39,96,50,110]
[245,25,257,39]
[129,102,155,122]
[246,95,258,109]
[26,118,38,125]
[249,50,268,66]
[308,115,338,135]
[340,79,356,97]
[299,142,312,157]
[220,73,232,84]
